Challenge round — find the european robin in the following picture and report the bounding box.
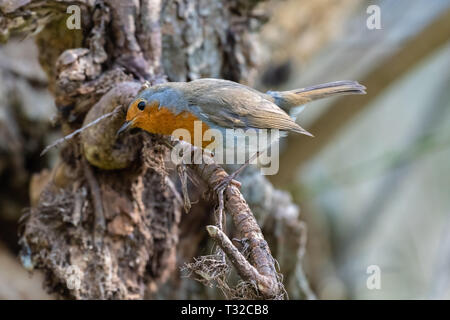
[118,78,365,147]
[117,78,365,182]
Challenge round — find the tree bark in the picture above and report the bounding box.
[1,0,311,299]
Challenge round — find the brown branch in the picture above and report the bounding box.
[229,165,314,299]
[183,143,285,299]
[206,225,279,295]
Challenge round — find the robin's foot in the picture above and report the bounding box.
[213,151,262,194]
[212,174,241,232]
[232,237,250,253]
[213,174,241,194]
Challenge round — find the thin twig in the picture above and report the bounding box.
[40,105,122,156]
[206,226,262,281]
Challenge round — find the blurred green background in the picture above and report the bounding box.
[257,0,450,299]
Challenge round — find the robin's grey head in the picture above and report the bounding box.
[136,83,189,112]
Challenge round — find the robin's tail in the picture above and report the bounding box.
[266,80,366,111]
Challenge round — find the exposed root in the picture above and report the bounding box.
[81,158,105,248]
[181,253,231,288]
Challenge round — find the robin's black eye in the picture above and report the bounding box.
[137,101,146,111]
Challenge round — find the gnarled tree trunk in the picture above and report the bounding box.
[1,0,311,299]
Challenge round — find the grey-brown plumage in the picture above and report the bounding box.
[137,78,366,136]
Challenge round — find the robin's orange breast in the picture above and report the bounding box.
[135,103,212,148]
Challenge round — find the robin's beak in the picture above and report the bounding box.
[116,120,134,136]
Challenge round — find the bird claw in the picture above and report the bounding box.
[213,176,241,195]
[211,175,241,232]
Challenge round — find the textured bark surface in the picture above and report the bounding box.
[1,0,310,299]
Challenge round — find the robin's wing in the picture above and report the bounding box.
[186,79,311,135]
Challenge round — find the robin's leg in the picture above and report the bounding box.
[212,151,261,239]
[213,151,261,193]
